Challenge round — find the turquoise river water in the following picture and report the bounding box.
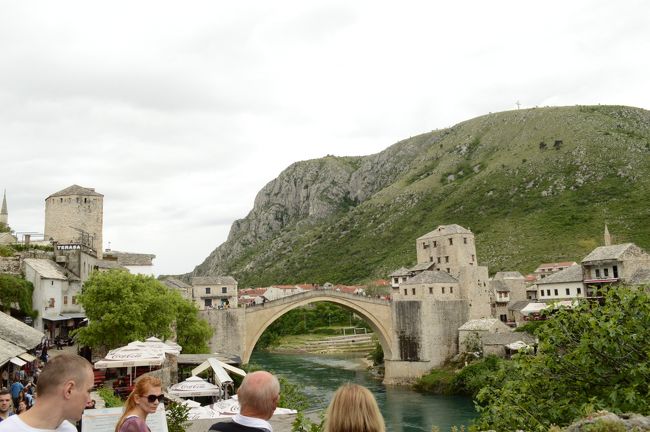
[250,351,477,432]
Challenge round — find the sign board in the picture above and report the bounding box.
[81,405,168,432]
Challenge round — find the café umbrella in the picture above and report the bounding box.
[168,376,222,398]
[94,345,166,385]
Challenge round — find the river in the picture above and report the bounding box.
[250,351,477,432]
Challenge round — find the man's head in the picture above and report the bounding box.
[237,371,280,420]
[36,353,94,421]
[0,389,12,416]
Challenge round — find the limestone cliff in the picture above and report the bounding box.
[190,135,435,278]
[190,105,650,286]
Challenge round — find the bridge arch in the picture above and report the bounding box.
[241,291,395,365]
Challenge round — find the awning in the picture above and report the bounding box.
[10,357,26,367]
[505,341,530,351]
[520,302,548,315]
[18,353,37,362]
[42,315,70,322]
[60,313,87,319]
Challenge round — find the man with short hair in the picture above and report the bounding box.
[209,371,280,432]
[0,389,13,422]
[0,353,94,431]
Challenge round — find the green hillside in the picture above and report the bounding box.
[196,105,650,287]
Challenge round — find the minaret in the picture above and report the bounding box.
[604,224,611,246]
[0,189,7,226]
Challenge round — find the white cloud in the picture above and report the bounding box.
[2,0,649,275]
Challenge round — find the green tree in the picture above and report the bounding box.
[472,286,650,431]
[75,270,211,353]
[0,274,37,317]
[175,298,212,353]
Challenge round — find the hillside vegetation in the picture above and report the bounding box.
[190,105,650,286]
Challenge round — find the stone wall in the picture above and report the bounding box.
[200,308,246,361]
[0,256,20,274]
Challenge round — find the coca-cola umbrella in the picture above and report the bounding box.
[169,375,222,398]
[94,345,166,385]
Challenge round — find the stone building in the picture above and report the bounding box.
[162,277,193,300]
[44,185,104,259]
[416,224,478,273]
[533,261,577,280]
[22,258,85,338]
[489,271,527,325]
[191,276,238,310]
[387,224,493,376]
[581,243,650,295]
[536,264,584,300]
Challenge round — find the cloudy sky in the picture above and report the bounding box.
[1,1,649,276]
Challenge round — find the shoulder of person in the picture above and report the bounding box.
[120,416,149,432]
[58,420,79,431]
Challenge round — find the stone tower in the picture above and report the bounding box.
[44,185,104,259]
[0,189,7,226]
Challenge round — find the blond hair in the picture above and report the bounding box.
[115,375,162,432]
[36,353,92,397]
[324,383,385,432]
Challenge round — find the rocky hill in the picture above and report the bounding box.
[189,105,650,287]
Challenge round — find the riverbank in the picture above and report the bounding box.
[268,332,376,356]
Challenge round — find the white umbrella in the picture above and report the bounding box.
[209,396,296,417]
[129,339,181,356]
[169,376,222,398]
[95,346,166,369]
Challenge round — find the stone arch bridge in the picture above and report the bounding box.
[200,290,468,383]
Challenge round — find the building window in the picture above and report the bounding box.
[554,289,558,296]
[547,289,551,296]
[577,288,582,295]
[205,298,212,307]
[450,286,453,293]
[402,277,407,282]
[463,237,467,244]
[433,241,437,247]
[429,287,433,294]
[442,287,445,294]
[540,290,544,296]
[422,242,428,249]
[412,288,416,295]
[51,280,54,285]
[222,287,227,294]
[393,277,399,284]
[613,265,618,278]
[437,257,441,264]
[445,256,449,263]
[446,268,450,273]
[429,257,433,262]
[471,254,475,261]
[72,296,77,304]
[500,314,507,322]
[49,298,55,308]
[64,296,68,305]
[604,268,609,277]
[449,238,453,246]
[565,288,570,295]
[403,289,407,295]
[205,287,211,294]
[595,269,601,278]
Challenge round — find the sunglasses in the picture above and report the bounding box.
[144,394,165,403]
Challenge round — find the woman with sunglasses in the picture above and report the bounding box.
[115,375,164,432]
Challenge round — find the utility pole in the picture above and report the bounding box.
[516,101,521,110]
